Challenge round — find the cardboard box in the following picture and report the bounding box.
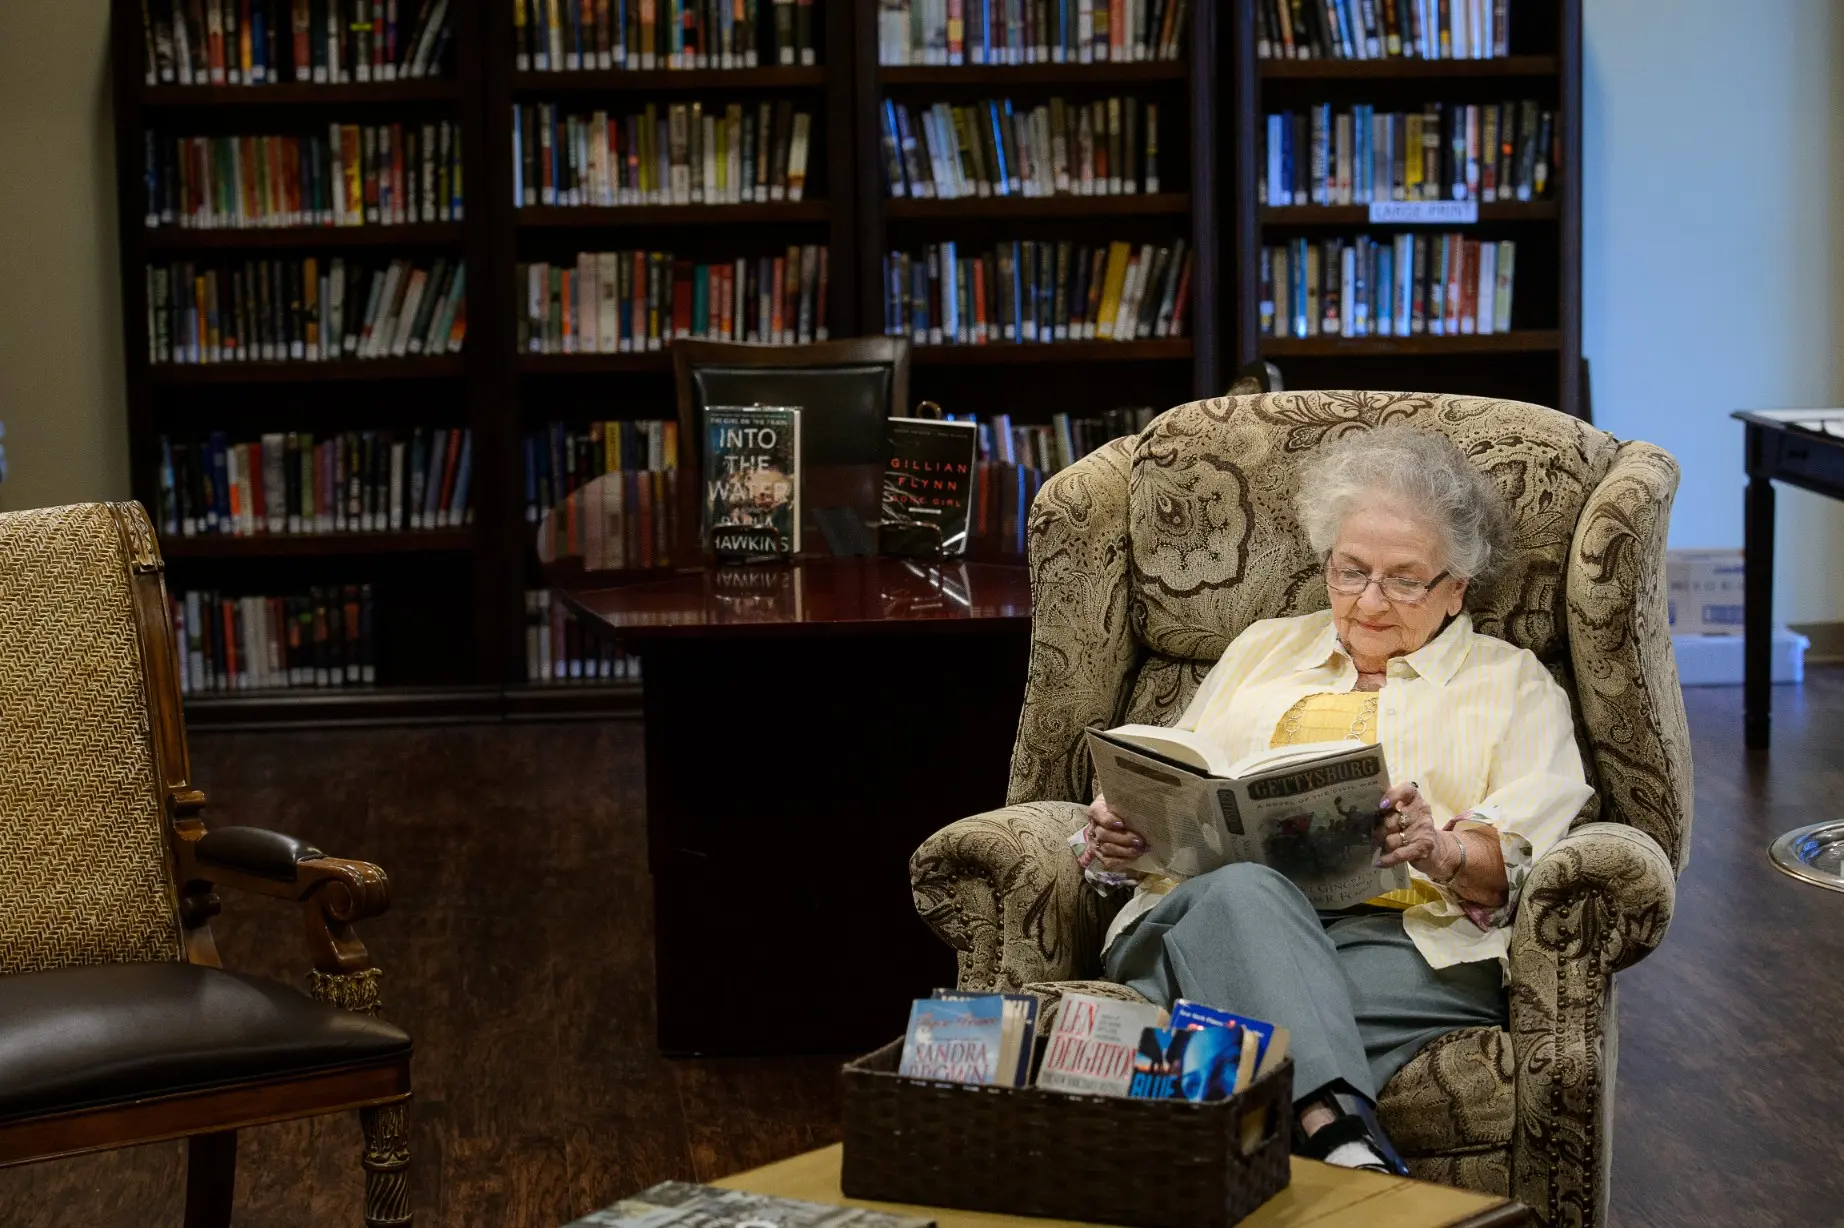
[1667,549,1745,636]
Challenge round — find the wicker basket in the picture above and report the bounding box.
[841,1038,1293,1228]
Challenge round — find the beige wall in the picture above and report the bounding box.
[0,0,129,514]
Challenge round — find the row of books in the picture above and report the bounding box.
[878,97,1160,200]
[524,592,642,684]
[148,257,467,365]
[897,990,1288,1102]
[524,418,678,522]
[513,0,815,70]
[527,421,682,569]
[512,101,814,208]
[877,0,1191,65]
[1260,101,1553,208]
[171,585,378,696]
[142,0,454,86]
[516,247,828,354]
[881,239,1191,346]
[1255,0,1509,60]
[143,122,464,231]
[1260,234,1516,339]
[970,405,1157,472]
[156,428,475,538]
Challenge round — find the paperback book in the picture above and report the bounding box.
[1171,998,1291,1080]
[702,406,801,563]
[1128,1023,1257,1102]
[1084,725,1406,908]
[1035,992,1168,1097]
[929,989,1039,1087]
[896,995,1006,1085]
[882,417,978,557]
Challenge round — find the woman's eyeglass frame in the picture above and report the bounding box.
[1323,561,1451,605]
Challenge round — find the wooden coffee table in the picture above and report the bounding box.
[714,1144,1530,1228]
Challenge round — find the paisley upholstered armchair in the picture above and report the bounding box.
[909,392,1691,1227]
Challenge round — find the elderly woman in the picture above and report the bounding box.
[1082,424,1592,1172]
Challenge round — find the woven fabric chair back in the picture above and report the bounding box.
[0,503,184,974]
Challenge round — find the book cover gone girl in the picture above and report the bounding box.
[701,405,801,563]
[882,417,977,557]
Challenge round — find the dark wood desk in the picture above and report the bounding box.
[1735,411,1844,749]
[553,557,1033,1055]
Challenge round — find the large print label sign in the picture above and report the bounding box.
[1368,200,1480,224]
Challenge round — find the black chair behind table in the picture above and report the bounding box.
[671,338,911,559]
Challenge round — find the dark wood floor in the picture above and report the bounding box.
[2,674,1841,1226]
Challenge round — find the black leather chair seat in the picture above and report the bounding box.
[0,962,411,1123]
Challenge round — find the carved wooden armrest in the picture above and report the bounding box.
[172,789,392,981]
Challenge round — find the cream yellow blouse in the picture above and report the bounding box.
[1099,610,1593,976]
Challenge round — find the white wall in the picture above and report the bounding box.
[1584,0,1844,623]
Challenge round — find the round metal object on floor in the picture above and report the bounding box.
[1768,821,1844,893]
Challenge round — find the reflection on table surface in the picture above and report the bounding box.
[550,556,1033,634]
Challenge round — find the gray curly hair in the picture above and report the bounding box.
[1294,424,1508,583]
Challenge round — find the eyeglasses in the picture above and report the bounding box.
[1324,562,1450,605]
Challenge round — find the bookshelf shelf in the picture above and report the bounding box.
[886,193,1191,220]
[913,339,1192,365]
[147,357,466,384]
[1259,201,1558,225]
[1230,0,1582,417]
[510,66,826,93]
[516,201,830,226]
[518,352,674,374]
[142,223,466,250]
[159,530,477,558]
[141,79,460,106]
[880,62,1187,86]
[1256,54,1559,80]
[1260,331,1561,357]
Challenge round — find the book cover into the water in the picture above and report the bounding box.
[702,405,801,563]
[882,417,977,557]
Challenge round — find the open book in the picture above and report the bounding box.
[1084,725,1409,909]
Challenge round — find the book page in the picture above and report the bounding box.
[1085,730,1231,878]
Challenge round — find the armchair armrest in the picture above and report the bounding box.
[1512,821,1675,975]
[909,800,1118,992]
[175,820,391,977]
[1508,822,1675,1226]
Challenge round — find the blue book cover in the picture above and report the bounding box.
[933,989,1038,1086]
[1172,998,1286,1078]
[899,995,1006,1085]
[1128,1025,1246,1102]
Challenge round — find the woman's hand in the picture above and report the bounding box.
[1081,795,1149,874]
[1374,781,1460,880]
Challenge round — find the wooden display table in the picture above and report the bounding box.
[715,1144,1531,1228]
[552,557,1034,1056]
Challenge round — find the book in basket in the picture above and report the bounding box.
[1084,725,1408,909]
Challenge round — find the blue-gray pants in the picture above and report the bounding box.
[1102,863,1506,1102]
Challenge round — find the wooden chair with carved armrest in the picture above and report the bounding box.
[0,503,412,1227]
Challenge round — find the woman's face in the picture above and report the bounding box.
[1326,498,1467,666]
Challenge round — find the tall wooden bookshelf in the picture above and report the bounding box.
[853,0,1222,415]
[1226,0,1582,418]
[110,0,1576,728]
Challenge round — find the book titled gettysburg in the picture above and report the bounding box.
[881,417,977,557]
[702,405,801,563]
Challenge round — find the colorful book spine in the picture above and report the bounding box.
[143,0,453,86]
[168,584,379,694]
